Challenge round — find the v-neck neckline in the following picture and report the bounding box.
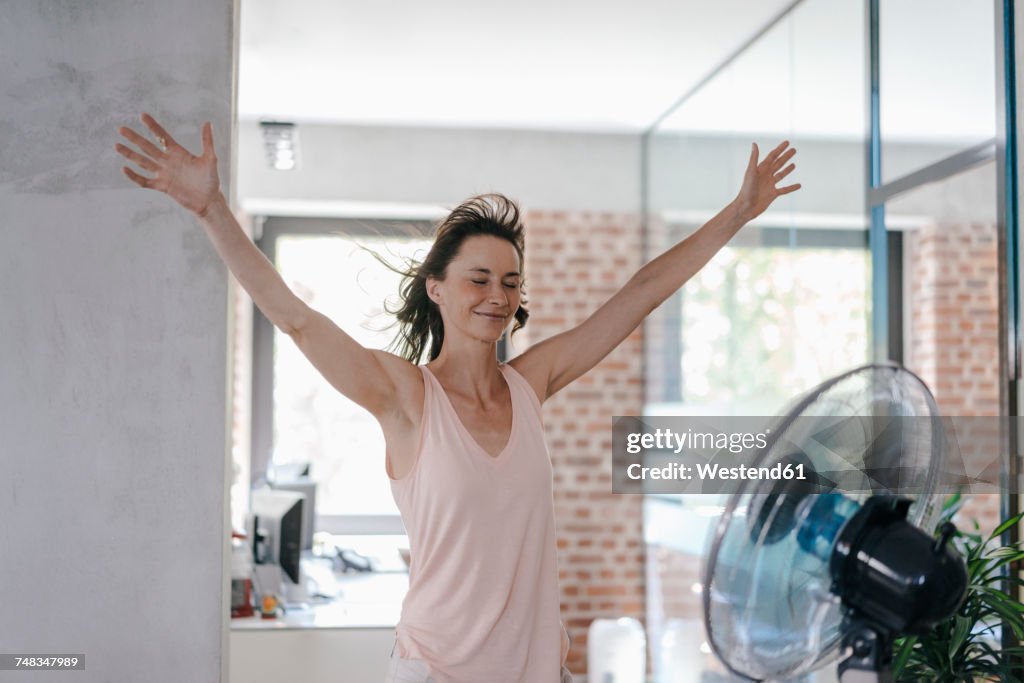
[423,364,516,462]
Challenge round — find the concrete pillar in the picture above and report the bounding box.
[1,2,236,681]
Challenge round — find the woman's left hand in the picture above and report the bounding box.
[733,140,801,222]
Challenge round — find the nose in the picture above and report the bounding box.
[488,281,508,307]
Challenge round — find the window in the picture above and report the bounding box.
[251,217,433,534]
[650,225,870,416]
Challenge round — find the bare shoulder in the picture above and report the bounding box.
[508,350,550,406]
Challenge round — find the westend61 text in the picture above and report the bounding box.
[627,461,807,481]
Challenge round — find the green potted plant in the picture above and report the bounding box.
[893,494,1024,682]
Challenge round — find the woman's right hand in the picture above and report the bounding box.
[115,113,220,217]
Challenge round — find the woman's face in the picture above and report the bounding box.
[427,235,523,344]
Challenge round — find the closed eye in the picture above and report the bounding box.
[472,279,520,289]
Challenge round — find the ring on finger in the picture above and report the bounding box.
[158,136,167,150]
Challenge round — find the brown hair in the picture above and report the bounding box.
[383,193,530,363]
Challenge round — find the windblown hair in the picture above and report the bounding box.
[384,193,530,364]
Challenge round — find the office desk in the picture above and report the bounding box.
[230,572,407,683]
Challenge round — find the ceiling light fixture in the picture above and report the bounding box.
[259,121,298,171]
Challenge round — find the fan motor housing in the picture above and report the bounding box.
[829,496,967,636]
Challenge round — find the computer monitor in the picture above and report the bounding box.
[269,476,316,551]
[249,488,304,584]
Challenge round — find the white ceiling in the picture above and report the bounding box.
[238,0,998,139]
[237,0,796,132]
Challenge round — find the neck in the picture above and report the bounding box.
[427,338,505,400]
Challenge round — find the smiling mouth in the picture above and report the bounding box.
[475,312,506,320]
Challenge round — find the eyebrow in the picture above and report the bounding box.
[466,268,521,278]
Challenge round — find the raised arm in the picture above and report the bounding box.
[515,140,800,402]
[115,113,409,419]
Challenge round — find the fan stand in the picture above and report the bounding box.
[837,617,893,683]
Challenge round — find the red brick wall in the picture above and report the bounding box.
[906,221,1000,417]
[905,220,1002,534]
[649,546,701,623]
[513,209,647,677]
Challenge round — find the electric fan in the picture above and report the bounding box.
[702,363,968,682]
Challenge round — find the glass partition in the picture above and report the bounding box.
[876,1,1004,539]
[646,0,869,417]
[879,0,996,181]
[643,0,867,680]
[642,0,1015,678]
[887,159,1002,533]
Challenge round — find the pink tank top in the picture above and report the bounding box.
[387,362,567,682]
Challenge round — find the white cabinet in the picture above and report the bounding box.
[230,627,394,683]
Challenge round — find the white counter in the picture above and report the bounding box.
[231,571,408,630]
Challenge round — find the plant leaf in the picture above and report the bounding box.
[902,508,1024,680]
[978,590,1024,640]
[892,635,917,677]
[940,493,964,525]
[979,548,1024,581]
[948,615,972,663]
[988,511,1024,542]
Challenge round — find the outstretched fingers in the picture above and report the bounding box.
[774,162,796,182]
[114,142,158,173]
[119,126,164,160]
[735,140,801,217]
[141,112,179,150]
[764,143,798,196]
[122,165,156,189]
[753,140,799,175]
[201,122,215,157]
[758,141,783,168]
[771,147,797,174]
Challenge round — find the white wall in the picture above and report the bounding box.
[237,119,643,214]
[0,1,235,681]
[236,118,983,225]
[646,133,987,220]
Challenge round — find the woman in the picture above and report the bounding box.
[115,113,799,683]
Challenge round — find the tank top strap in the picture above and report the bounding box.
[417,363,440,421]
[500,362,544,424]
[417,363,461,441]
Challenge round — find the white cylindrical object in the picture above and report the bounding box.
[658,618,708,682]
[231,536,253,580]
[587,617,646,683]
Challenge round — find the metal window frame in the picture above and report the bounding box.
[996,0,1021,667]
[867,0,1021,667]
